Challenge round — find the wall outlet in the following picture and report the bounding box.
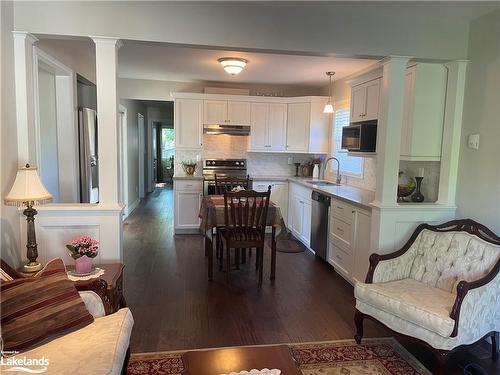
[467,134,480,150]
[287,156,293,165]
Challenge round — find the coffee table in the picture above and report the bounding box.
[182,345,302,375]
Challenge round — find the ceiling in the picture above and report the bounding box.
[118,42,379,86]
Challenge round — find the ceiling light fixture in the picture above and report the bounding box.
[323,71,336,113]
[218,57,248,75]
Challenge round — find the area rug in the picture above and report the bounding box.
[127,338,431,375]
[267,232,306,253]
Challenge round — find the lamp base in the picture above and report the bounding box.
[22,261,43,273]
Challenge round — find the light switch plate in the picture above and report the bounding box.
[468,134,480,150]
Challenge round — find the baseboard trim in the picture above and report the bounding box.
[128,198,141,216]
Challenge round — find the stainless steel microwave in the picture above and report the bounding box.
[341,121,377,152]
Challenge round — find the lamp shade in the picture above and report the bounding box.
[4,164,53,206]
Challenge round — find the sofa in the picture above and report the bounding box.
[353,219,500,374]
[1,260,134,375]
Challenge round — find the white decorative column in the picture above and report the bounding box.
[437,61,468,205]
[370,56,410,254]
[372,56,411,207]
[12,31,38,165]
[91,37,122,204]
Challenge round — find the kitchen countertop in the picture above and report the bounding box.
[251,175,375,210]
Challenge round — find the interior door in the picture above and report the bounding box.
[250,103,268,151]
[268,103,287,151]
[286,103,310,152]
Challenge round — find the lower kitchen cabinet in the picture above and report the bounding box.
[288,182,312,247]
[328,198,371,284]
[174,180,203,234]
[253,181,289,227]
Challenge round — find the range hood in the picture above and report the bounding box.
[203,124,250,136]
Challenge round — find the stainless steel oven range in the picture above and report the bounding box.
[203,159,250,195]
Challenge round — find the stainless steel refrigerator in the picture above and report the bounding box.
[78,108,99,203]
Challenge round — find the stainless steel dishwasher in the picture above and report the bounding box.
[310,191,330,260]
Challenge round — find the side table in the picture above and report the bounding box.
[66,263,126,313]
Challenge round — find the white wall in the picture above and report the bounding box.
[37,38,96,83]
[119,99,146,212]
[13,1,485,60]
[456,10,500,234]
[0,0,22,268]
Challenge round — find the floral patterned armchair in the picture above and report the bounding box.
[353,219,500,375]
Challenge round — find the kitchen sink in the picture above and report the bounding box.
[305,180,339,186]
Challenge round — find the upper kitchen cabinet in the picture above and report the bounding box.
[204,100,251,125]
[400,63,447,161]
[350,78,381,123]
[249,103,287,152]
[286,98,330,154]
[175,98,203,149]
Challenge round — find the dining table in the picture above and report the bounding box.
[199,194,284,281]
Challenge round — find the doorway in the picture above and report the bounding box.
[155,125,175,186]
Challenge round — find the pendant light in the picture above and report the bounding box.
[323,71,335,113]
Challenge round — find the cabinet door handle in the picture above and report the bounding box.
[336,254,342,260]
[337,206,343,210]
[337,227,344,232]
[185,184,193,187]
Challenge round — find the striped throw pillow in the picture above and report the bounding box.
[1,259,94,351]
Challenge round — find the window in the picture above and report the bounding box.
[331,108,364,177]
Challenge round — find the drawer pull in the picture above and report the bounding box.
[337,227,344,232]
[336,254,342,260]
[185,184,193,187]
[337,206,343,210]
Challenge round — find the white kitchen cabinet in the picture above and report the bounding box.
[204,100,250,125]
[174,180,203,234]
[350,78,381,123]
[287,182,312,247]
[286,98,330,154]
[400,64,447,161]
[328,197,371,284]
[253,180,288,226]
[227,101,251,125]
[175,99,203,149]
[286,102,310,152]
[249,103,287,152]
[204,100,227,124]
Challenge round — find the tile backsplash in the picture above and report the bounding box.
[175,134,318,178]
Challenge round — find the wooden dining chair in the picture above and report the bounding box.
[218,187,271,286]
[214,174,250,194]
[214,174,251,262]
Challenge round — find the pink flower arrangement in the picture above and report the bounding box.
[66,235,99,259]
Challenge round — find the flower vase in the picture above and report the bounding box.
[75,255,93,274]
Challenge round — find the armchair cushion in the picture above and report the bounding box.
[79,291,106,318]
[355,279,456,337]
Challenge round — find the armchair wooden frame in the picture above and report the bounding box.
[354,219,500,375]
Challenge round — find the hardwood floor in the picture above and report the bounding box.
[123,187,498,374]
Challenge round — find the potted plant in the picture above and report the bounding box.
[66,235,99,274]
[182,160,197,175]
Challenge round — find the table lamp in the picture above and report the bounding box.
[4,164,53,272]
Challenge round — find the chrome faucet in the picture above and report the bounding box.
[323,157,342,184]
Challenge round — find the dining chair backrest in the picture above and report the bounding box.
[223,187,271,236]
[215,174,250,194]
